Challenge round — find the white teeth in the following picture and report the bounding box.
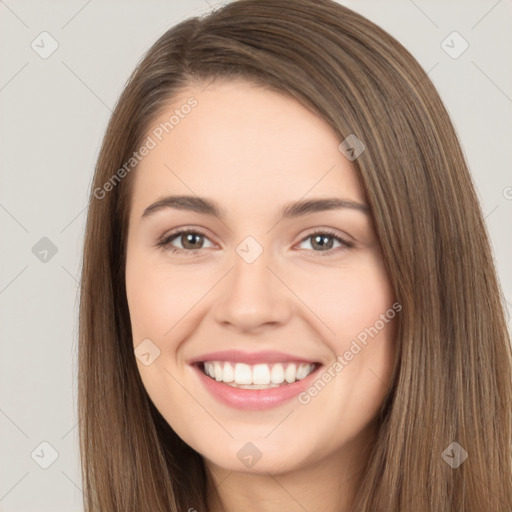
[234,363,252,384]
[202,361,316,386]
[296,363,309,380]
[270,363,285,384]
[214,361,223,381]
[284,363,297,383]
[227,382,280,389]
[252,364,271,385]
[223,362,234,382]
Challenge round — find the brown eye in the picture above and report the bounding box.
[157,229,214,255]
[298,230,354,255]
[177,232,206,250]
[310,233,336,251]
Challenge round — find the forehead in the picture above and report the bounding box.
[129,79,365,218]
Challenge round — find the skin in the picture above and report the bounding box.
[125,79,397,512]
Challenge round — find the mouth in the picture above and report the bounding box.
[189,349,323,410]
[196,361,320,389]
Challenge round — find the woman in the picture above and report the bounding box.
[78,0,512,510]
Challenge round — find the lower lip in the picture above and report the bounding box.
[192,364,321,410]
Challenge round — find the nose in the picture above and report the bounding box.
[212,247,293,333]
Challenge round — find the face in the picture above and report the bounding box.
[125,79,397,476]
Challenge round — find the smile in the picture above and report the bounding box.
[201,361,317,389]
[189,350,323,410]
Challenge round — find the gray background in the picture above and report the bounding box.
[0,1,511,510]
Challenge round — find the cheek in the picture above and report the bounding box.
[125,250,204,342]
[296,254,395,346]
[126,264,166,342]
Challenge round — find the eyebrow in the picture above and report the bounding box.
[141,195,370,221]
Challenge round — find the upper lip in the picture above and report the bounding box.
[188,350,320,365]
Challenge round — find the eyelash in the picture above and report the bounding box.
[155,228,355,258]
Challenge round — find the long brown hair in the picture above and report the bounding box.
[78,0,512,510]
